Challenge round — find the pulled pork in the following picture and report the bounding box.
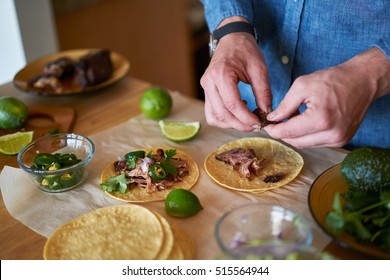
[215,148,265,180]
[114,148,188,193]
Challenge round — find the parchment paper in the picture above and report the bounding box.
[0,92,346,259]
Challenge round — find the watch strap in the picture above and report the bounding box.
[213,21,258,41]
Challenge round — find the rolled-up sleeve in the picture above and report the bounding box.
[373,39,390,61]
[200,0,254,31]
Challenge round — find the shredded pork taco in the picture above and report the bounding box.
[204,137,303,193]
[100,148,199,202]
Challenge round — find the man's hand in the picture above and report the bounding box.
[264,48,390,148]
[200,17,272,132]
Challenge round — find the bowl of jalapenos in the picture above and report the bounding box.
[17,133,95,192]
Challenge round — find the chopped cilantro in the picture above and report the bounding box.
[100,173,131,194]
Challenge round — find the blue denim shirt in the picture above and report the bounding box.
[201,0,390,149]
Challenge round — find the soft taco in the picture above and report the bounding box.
[100,147,199,203]
[204,137,303,193]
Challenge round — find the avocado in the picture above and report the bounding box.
[341,147,390,193]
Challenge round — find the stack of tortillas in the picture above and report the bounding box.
[43,204,195,260]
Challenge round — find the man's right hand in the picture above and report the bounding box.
[200,17,272,132]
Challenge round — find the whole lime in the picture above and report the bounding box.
[0,97,29,129]
[140,87,172,119]
[165,189,203,218]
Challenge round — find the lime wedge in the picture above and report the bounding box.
[0,131,34,155]
[159,120,201,142]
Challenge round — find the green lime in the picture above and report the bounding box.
[140,87,172,119]
[0,97,29,129]
[0,131,34,155]
[159,120,201,142]
[165,189,203,218]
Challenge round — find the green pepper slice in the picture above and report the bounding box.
[125,150,146,169]
[124,150,146,160]
[58,153,81,167]
[148,163,167,181]
[34,153,59,168]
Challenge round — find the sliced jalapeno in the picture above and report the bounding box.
[148,163,167,181]
[58,153,81,167]
[125,150,146,169]
[32,152,83,191]
[125,150,146,160]
[34,153,59,168]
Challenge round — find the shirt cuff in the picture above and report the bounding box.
[201,0,254,32]
[373,39,390,61]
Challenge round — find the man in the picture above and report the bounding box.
[200,0,390,149]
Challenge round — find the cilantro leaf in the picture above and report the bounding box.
[164,149,176,163]
[100,173,131,194]
[164,162,178,177]
[162,149,178,177]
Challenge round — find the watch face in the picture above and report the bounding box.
[209,34,217,57]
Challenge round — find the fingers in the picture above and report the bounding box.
[280,129,349,148]
[203,84,256,131]
[248,53,273,113]
[267,81,306,122]
[264,109,319,139]
[264,102,351,149]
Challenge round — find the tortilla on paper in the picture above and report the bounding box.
[43,205,165,260]
[152,211,175,260]
[101,148,199,203]
[204,137,304,193]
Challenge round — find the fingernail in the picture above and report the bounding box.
[267,112,276,120]
[252,124,261,132]
[267,106,272,113]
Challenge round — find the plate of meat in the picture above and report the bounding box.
[13,49,130,96]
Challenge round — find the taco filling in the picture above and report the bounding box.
[204,137,303,193]
[100,148,199,203]
[215,148,265,180]
[101,148,188,194]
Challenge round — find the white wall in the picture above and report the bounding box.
[0,0,58,85]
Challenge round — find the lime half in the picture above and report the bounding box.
[165,189,203,218]
[159,120,201,142]
[0,131,34,155]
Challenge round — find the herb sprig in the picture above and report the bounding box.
[326,190,390,252]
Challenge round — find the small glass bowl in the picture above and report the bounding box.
[17,133,95,193]
[215,203,313,259]
[225,242,334,260]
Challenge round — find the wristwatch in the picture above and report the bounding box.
[209,21,258,57]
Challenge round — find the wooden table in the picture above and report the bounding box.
[0,76,374,260]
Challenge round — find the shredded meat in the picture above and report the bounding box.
[252,108,279,128]
[113,150,189,193]
[262,172,284,183]
[215,148,265,180]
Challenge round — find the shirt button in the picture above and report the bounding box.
[281,55,289,64]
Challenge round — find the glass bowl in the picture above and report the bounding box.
[17,133,95,193]
[215,203,313,259]
[222,242,334,260]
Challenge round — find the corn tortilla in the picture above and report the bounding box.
[152,211,175,260]
[204,137,303,193]
[101,148,199,203]
[43,205,165,260]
